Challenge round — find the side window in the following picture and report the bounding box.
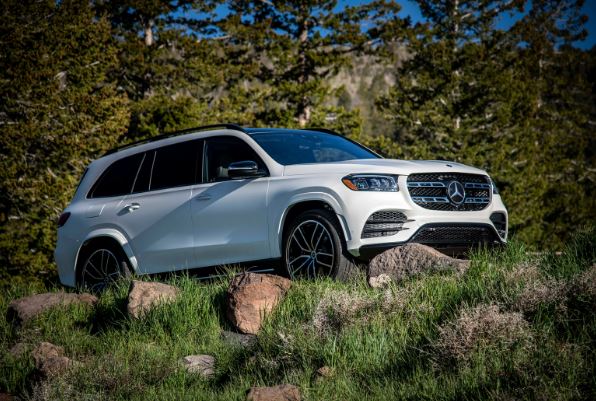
[150,140,202,191]
[132,151,154,194]
[89,153,144,198]
[205,136,267,182]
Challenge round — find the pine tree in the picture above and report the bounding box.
[221,0,409,129]
[377,0,593,247]
[377,0,524,158]
[100,0,233,140]
[0,0,130,284]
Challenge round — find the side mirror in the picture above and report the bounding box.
[228,160,266,179]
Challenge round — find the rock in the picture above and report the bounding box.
[7,292,98,324]
[126,280,180,319]
[31,342,74,377]
[8,342,28,358]
[247,384,301,401]
[368,273,392,289]
[368,243,470,287]
[180,355,215,378]
[226,273,291,334]
[221,330,257,349]
[316,366,334,378]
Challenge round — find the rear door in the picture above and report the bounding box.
[118,140,202,274]
[190,136,270,267]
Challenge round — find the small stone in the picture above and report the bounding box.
[316,366,334,378]
[247,384,301,401]
[8,342,28,358]
[127,280,180,319]
[7,292,98,324]
[227,273,292,334]
[31,342,75,377]
[180,354,215,378]
[221,330,257,349]
[368,273,392,289]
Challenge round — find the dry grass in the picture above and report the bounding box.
[312,290,377,333]
[435,304,533,364]
[511,263,596,316]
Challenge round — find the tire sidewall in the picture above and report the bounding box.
[76,239,130,290]
[283,209,344,279]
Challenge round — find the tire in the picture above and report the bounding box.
[77,238,131,292]
[282,208,358,281]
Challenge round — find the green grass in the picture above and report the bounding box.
[1,228,594,400]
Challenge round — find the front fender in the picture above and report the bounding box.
[270,190,349,258]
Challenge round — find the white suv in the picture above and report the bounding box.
[55,124,507,290]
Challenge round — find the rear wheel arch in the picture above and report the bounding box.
[75,235,132,285]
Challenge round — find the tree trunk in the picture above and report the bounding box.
[297,16,310,128]
[144,19,154,46]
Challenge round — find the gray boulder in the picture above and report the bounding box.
[7,292,97,324]
[247,384,301,401]
[31,342,76,378]
[368,243,469,287]
[180,354,215,378]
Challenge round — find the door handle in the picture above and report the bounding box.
[195,194,212,201]
[125,203,140,211]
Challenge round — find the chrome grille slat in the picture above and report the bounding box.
[407,182,446,188]
[411,196,450,203]
[407,173,491,211]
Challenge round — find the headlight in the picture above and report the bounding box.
[490,178,499,194]
[342,174,399,192]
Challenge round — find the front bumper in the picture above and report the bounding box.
[357,222,505,260]
[339,176,508,259]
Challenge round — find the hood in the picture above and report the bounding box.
[283,158,489,177]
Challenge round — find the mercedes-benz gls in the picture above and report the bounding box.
[55,124,508,290]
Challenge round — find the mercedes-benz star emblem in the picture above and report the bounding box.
[447,181,465,205]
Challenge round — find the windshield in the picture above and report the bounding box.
[251,131,379,165]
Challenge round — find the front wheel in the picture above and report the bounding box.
[282,209,358,280]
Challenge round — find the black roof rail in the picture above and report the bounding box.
[103,123,247,156]
[302,127,343,136]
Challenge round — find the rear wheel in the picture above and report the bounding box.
[282,209,358,280]
[77,239,131,292]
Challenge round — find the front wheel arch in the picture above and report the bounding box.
[279,200,350,256]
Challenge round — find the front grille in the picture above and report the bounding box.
[410,224,500,245]
[407,173,491,211]
[362,210,408,239]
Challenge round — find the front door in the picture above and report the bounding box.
[191,136,270,267]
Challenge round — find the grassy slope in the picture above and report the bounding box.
[1,229,594,401]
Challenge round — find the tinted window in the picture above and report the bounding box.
[132,151,154,194]
[205,136,267,182]
[89,153,143,198]
[150,140,201,191]
[251,131,379,165]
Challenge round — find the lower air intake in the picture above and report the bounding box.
[362,210,408,239]
[410,224,501,245]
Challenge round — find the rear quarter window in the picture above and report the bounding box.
[88,153,144,198]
